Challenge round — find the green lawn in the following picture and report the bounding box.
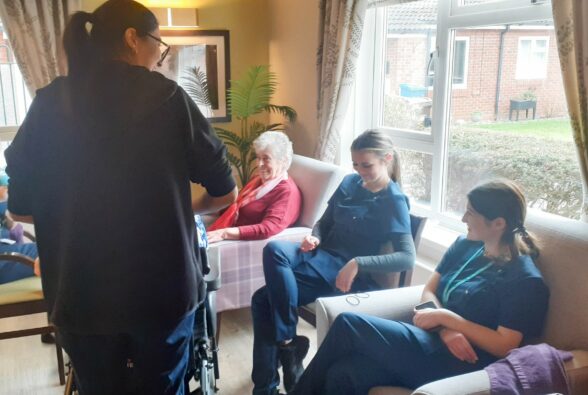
[467,118,573,141]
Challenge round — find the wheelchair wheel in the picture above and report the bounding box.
[192,340,217,395]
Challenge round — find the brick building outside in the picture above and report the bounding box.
[384,0,566,124]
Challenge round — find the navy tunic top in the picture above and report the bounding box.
[410,236,549,359]
[307,173,411,284]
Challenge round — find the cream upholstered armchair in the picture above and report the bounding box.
[315,212,588,395]
[207,154,348,313]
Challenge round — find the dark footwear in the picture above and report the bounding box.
[41,333,55,344]
[278,335,309,393]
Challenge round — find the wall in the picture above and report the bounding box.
[268,0,320,157]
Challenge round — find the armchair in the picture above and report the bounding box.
[315,212,588,395]
[207,154,348,312]
[0,252,65,385]
[298,214,427,327]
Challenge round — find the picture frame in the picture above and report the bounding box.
[159,30,231,123]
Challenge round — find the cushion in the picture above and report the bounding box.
[0,277,44,305]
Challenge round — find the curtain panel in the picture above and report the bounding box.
[315,0,416,163]
[552,0,588,221]
[0,0,81,95]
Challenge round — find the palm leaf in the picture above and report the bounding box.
[247,121,268,142]
[214,127,244,148]
[225,150,241,168]
[264,104,297,123]
[181,66,212,107]
[265,123,285,131]
[228,65,277,119]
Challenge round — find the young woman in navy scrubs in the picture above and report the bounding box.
[251,130,416,395]
[290,180,550,395]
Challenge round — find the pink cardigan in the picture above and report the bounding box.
[235,177,302,240]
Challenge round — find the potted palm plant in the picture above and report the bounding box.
[183,65,297,186]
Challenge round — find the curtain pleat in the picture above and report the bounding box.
[0,0,81,95]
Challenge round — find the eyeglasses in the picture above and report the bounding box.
[345,292,370,306]
[146,33,170,67]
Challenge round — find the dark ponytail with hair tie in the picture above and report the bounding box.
[87,12,96,25]
[62,1,158,79]
[468,180,541,260]
[63,11,95,78]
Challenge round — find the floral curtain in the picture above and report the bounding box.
[0,0,81,95]
[552,0,588,221]
[315,0,416,163]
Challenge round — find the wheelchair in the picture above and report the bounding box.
[187,245,221,395]
[64,217,220,395]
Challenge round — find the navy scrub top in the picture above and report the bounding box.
[307,173,411,283]
[409,236,549,359]
[435,236,549,338]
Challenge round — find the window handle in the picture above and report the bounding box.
[427,49,437,76]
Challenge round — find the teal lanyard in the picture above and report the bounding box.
[441,246,492,306]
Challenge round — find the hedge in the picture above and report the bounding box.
[400,127,583,220]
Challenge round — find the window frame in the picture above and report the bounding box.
[353,0,554,231]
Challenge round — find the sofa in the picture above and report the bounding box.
[315,211,588,394]
[207,154,348,312]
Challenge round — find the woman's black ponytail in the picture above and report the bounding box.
[63,11,95,78]
[62,1,158,79]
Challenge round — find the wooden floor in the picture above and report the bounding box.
[0,308,318,395]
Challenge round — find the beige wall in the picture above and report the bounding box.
[268,0,319,157]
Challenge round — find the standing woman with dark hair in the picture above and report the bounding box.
[251,130,416,395]
[4,1,237,394]
[290,180,549,395]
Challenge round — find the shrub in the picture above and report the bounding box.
[401,127,583,220]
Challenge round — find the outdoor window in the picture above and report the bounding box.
[0,20,31,169]
[426,37,469,88]
[0,23,31,129]
[352,0,582,225]
[516,37,549,79]
[380,2,438,135]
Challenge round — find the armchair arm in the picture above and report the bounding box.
[315,285,424,345]
[0,252,35,267]
[412,370,490,395]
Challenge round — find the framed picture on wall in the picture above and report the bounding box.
[159,30,231,123]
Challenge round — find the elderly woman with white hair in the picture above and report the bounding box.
[206,131,302,243]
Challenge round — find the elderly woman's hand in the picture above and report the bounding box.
[207,228,240,243]
[336,259,359,293]
[439,329,478,363]
[300,235,320,252]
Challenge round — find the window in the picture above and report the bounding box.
[452,38,468,86]
[0,20,31,168]
[352,0,582,225]
[0,23,31,128]
[516,37,549,79]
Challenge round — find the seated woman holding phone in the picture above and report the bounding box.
[290,179,550,395]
